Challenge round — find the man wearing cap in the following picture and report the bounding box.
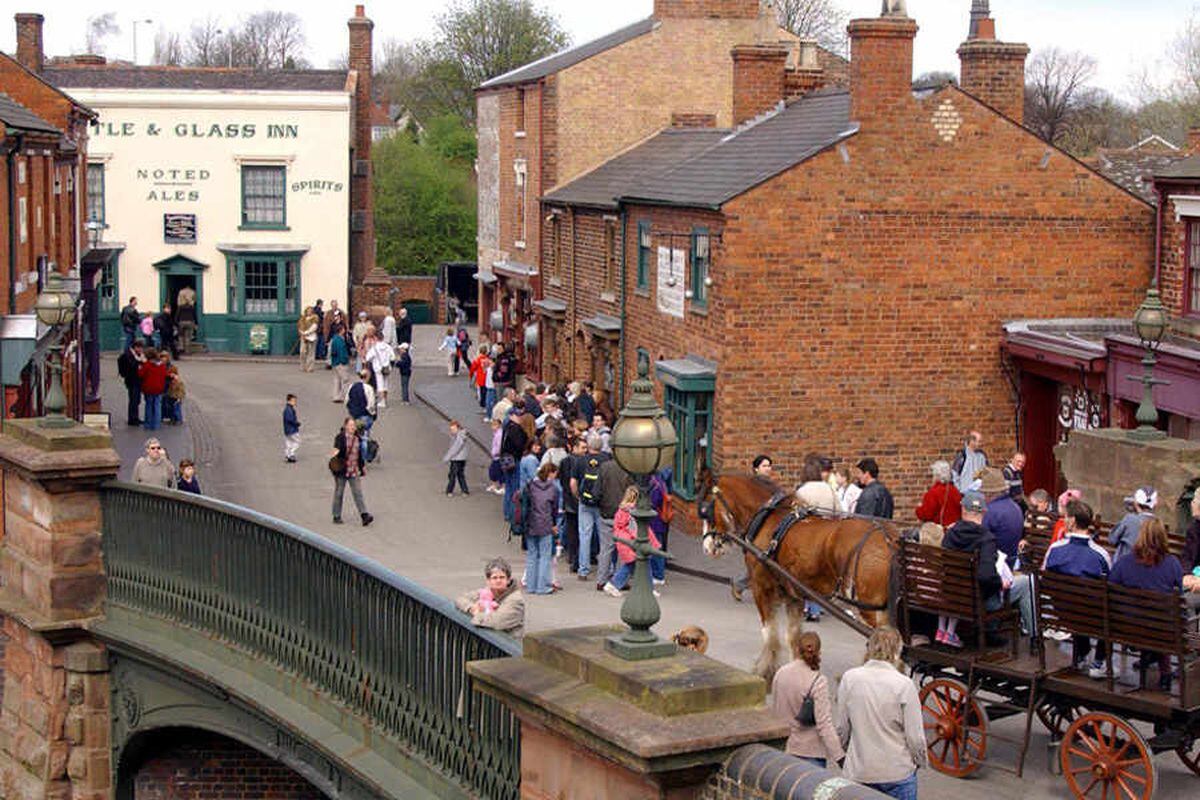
[937,490,1003,647]
[980,467,1023,568]
[1110,487,1158,562]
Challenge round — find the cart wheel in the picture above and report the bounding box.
[1037,701,1085,738]
[1061,712,1156,800]
[1178,734,1200,777]
[920,678,988,777]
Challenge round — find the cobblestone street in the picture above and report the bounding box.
[99,328,1198,799]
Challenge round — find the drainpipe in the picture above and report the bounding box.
[1154,186,1164,290]
[7,135,24,315]
[618,208,628,407]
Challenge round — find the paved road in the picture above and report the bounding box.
[99,328,1196,800]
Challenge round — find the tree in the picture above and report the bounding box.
[153,29,184,66]
[84,13,120,56]
[185,17,227,67]
[437,0,569,90]
[916,70,957,87]
[235,11,309,70]
[774,0,850,55]
[1024,47,1099,146]
[373,134,477,275]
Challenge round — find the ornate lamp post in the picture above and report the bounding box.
[34,274,78,428]
[1127,286,1170,441]
[606,352,677,660]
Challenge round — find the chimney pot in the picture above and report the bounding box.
[974,18,996,40]
[15,12,45,74]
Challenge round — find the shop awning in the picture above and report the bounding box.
[1001,319,1124,372]
[493,259,538,278]
[581,313,621,341]
[473,269,498,285]
[0,315,41,385]
[533,298,567,321]
[655,356,716,392]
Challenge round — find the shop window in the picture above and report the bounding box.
[87,163,105,225]
[604,217,617,293]
[664,384,713,500]
[690,227,710,308]
[98,260,118,314]
[636,221,651,291]
[241,165,287,229]
[1189,220,1200,315]
[228,255,301,318]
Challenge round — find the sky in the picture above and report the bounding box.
[3,1,1191,102]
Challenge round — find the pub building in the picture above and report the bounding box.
[14,6,377,355]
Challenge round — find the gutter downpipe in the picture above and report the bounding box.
[1154,185,1164,290]
[618,207,628,407]
[7,134,24,315]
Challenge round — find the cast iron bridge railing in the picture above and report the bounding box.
[99,482,521,800]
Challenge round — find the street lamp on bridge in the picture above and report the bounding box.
[34,274,78,428]
[1127,286,1170,441]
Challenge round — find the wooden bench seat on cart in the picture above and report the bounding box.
[1038,571,1200,711]
[898,539,1020,657]
[1021,519,1184,576]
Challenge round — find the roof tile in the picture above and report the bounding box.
[43,66,349,92]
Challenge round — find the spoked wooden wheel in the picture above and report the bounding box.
[1061,712,1156,800]
[920,678,988,777]
[1037,700,1085,738]
[1178,733,1200,777]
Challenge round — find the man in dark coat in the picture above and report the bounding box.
[120,297,140,351]
[855,458,894,519]
[154,303,178,358]
[116,340,146,426]
[396,307,413,347]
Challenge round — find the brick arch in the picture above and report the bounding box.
[117,727,327,800]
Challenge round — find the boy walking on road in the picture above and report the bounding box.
[283,394,302,463]
[443,420,470,496]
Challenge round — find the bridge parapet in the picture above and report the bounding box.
[98,482,521,800]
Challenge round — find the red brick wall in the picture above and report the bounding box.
[132,731,323,799]
[732,46,788,125]
[495,82,543,264]
[711,87,1152,507]
[348,8,375,287]
[542,75,559,191]
[1160,187,1199,319]
[15,14,44,75]
[848,17,919,126]
[653,0,760,18]
[816,46,851,89]
[958,40,1029,124]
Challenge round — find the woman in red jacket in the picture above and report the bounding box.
[915,460,962,528]
[138,349,170,431]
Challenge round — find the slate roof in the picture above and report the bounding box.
[43,67,349,92]
[543,128,728,209]
[0,93,60,135]
[1094,149,1188,203]
[1154,154,1200,181]
[622,89,856,208]
[479,17,658,89]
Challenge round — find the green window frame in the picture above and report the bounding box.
[98,259,118,314]
[636,220,651,291]
[690,227,709,308]
[226,254,301,319]
[87,163,105,226]
[663,384,713,501]
[240,165,287,229]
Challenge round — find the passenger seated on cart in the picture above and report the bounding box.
[1044,500,1112,678]
[1109,517,1184,692]
[931,489,1036,652]
[1182,492,1200,606]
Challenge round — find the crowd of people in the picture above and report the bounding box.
[117,323,188,431]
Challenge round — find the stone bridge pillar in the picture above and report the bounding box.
[468,625,788,800]
[0,419,120,799]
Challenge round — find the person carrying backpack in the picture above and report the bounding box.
[492,343,517,392]
[571,433,609,580]
[648,465,675,586]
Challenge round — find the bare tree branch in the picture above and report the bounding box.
[152,28,184,66]
[84,13,120,56]
[1024,47,1098,145]
[773,0,849,55]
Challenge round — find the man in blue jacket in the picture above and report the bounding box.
[1044,500,1112,678]
[329,325,352,402]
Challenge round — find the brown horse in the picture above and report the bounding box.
[698,472,899,680]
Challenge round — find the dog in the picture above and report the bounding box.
[672,625,709,654]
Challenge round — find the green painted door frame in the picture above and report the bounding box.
[153,254,207,340]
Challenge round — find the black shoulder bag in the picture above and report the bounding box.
[796,675,820,727]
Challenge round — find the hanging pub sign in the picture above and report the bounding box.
[163,213,197,244]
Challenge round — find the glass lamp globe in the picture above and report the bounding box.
[35,274,76,327]
[1133,288,1168,349]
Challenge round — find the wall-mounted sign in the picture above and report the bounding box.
[292,179,345,194]
[656,247,685,319]
[95,121,300,139]
[139,167,211,202]
[164,213,197,244]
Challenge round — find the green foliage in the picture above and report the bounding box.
[424,115,478,164]
[373,134,477,277]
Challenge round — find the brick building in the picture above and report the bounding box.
[0,14,96,416]
[541,2,1154,508]
[474,0,847,374]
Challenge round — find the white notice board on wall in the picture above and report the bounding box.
[657,246,685,318]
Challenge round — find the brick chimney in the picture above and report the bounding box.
[1188,128,1200,154]
[348,4,376,287]
[654,0,760,19]
[848,10,919,127]
[732,44,788,125]
[957,3,1029,123]
[15,13,44,74]
[784,40,826,98]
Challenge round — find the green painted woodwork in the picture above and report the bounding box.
[99,483,522,800]
[662,385,713,500]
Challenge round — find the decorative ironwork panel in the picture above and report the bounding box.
[100,483,521,800]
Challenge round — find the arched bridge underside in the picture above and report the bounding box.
[96,484,521,800]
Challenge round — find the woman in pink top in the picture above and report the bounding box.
[771,628,844,768]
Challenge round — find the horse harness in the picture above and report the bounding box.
[705,485,893,612]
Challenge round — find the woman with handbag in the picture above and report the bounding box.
[770,627,843,768]
[328,417,374,527]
